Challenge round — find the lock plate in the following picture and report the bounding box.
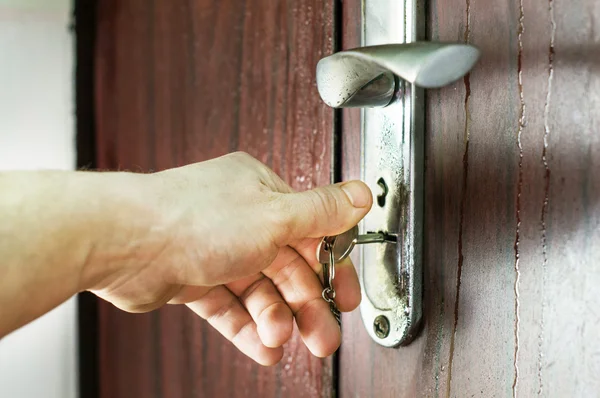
[358,0,424,347]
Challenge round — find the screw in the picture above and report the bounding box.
[376,177,388,207]
[373,315,390,339]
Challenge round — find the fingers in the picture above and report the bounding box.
[273,181,373,241]
[291,238,361,312]
[186,285,283,366]
[328,258,361,311]
[174,241,359,364]
[226,274,293,348]
[262,246,341,358]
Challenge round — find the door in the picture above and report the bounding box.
[89,0,600,397]
[338,0,600,396]
[92,1,336,397]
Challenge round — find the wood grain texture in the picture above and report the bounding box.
[94,1,336,397]
[340,0,600,397]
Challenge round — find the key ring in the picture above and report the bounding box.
[322,287,336,303]
[327,241,335,286]
[321,240,337,303]
[321,287,335,303]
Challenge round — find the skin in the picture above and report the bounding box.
[0,152,372,366]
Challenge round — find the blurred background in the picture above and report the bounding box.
[0,1,77,397]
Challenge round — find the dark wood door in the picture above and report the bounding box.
[92,1,600,397]
[340,0,600,397]
[94,1,336,397]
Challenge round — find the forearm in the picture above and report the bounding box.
[0,170,154,337]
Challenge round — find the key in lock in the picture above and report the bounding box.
[317,225,398,326]
[316,225,397,265]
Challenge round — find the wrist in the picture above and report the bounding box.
[75,171,165,292]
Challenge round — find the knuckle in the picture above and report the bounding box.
[206,295,237,323]
[228,151,253,161]
[271,255,304,289]
[261,167,289,192]
[230,320,255,344]
[295,296,323,318]
[257,301,288,325]
[239,277,269,303]
[228,151,277,183]
[311,188,341,220]
[230,151,263,169]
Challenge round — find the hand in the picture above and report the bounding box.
[87,152,373,365]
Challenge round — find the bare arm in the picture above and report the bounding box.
[0,170,151,335]
[0,152,372,365]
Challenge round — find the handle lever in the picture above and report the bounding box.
[316,42,480,108]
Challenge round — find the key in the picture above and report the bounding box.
[316,225,397,265]
[317,226,396,325]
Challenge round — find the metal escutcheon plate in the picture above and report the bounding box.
[315,0,478,348]
[356,0,424,348]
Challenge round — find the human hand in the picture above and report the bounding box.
[86,152,372,365]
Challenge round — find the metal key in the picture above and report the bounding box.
[317,226,397,325]
[316,225,397,265]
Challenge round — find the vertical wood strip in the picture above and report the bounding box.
[339,0,600,396]
[94,1,335,397]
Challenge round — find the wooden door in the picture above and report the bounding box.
[91,1,600,397]
[93,1,336,397]
[340,0,600,397]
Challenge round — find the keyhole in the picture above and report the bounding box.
[376,177,388,207]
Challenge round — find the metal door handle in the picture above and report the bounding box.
[315,26,479,346]
[316,42,480,108]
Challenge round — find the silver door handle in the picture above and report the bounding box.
[316,42,480,108]
[314,35,479,347]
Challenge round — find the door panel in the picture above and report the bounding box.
[92,0,600,396]
[340,0,600,397]
[94,1,335,397]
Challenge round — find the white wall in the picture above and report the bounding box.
[0,0,77,397]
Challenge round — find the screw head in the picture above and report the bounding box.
[373,315,390,339]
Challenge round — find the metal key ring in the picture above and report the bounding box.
[328,243,335,284]
[322,287,336,303]
[316,226,360,264]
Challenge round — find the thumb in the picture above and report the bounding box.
[276,180,373,240]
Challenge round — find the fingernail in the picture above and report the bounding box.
[341,181,372,208]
